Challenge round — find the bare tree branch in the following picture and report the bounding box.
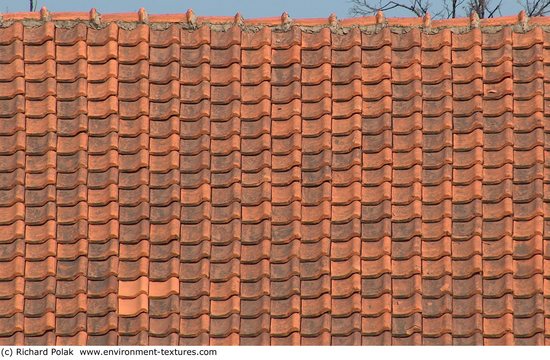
[348,0,516,19]
[487,0,503,17]
[348,0,431,17]
[463,0,502,18]
[440,0,467,18]
[519,0,550,16]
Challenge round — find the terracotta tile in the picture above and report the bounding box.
[0,11,548,345]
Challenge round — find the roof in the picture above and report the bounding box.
[0,7,548,345]
[2,6,550,30]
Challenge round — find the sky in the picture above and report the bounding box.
[0,0,526,19]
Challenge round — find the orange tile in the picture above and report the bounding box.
[0,11,546,345]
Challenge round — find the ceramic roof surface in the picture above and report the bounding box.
[0,7,549,345]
